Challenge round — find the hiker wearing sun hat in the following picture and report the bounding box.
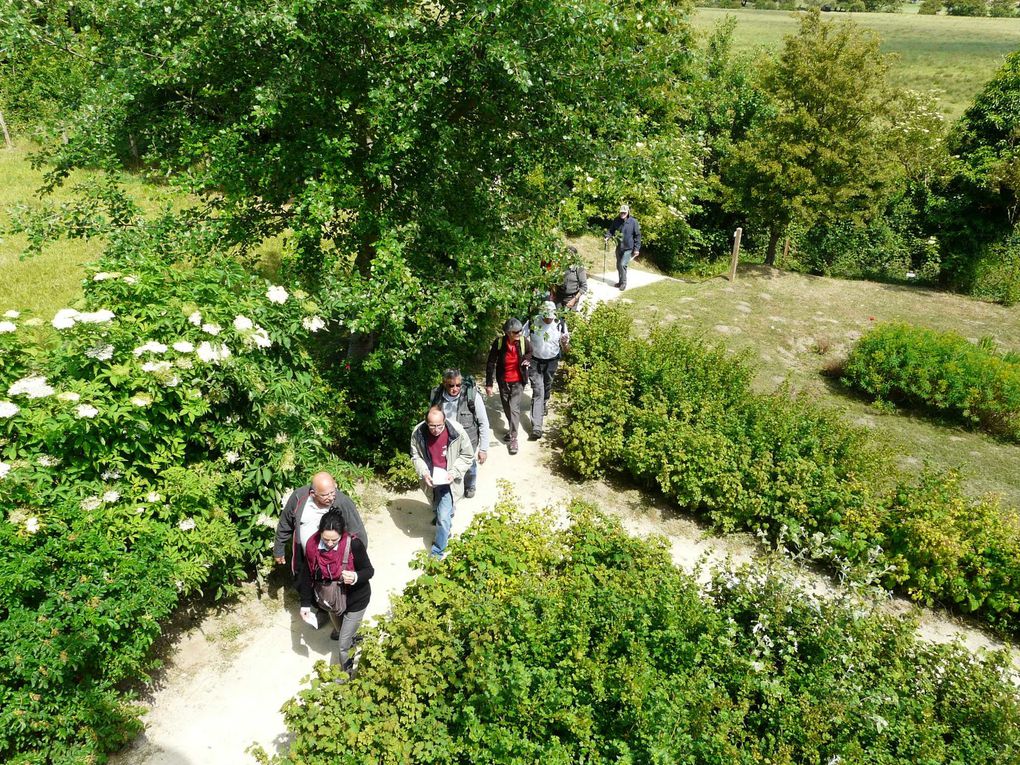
[527,301,570,440]
[605,203,641,291]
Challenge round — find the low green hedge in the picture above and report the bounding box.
[263,502,1020,764]
[842,322,1020,441]
[561,306,1020,633]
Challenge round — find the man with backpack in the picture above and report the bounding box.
[485,318,533,455]
[429,368,490,498]
[556,246,588,311]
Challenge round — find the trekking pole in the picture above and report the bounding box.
[602,234,608,283]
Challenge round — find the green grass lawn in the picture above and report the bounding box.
[617,259,1020,507]
[690,8,1020,120]
[0,145,180,319]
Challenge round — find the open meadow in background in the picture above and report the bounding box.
[691,8,1020,118]
[570,234,1020,507]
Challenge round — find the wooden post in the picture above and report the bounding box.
[781,236,791,267]
[728,227,742,281]
[0,110,12,150]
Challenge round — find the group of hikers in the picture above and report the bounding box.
[272,204,641,676]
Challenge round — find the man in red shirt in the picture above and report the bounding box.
[485,318,533,455]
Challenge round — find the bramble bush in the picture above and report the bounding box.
[562,305,1020,633]
[842,322,1020,441]
[0,223,360,763]
[263,500,1020,764]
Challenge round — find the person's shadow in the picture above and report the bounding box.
[386,497,434,547]
[284,586,337,658]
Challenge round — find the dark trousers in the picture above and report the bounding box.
[498,380,524,439]
[529,357,559,434]
[616,247,633,288]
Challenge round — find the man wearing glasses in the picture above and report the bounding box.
[273,472,368,635]
[410,406,476,557]
[429,368,490,498]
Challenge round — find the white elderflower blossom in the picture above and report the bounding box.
[130,393,154,407]
[141,360,173,373]
[56,391,81,402]
[0,401,19,418]
[23,317,43,327]
[166,375,181,387]
[172,341,194,353]
[102,490,120,503]
[101,469,121,481]
[196,341,231,363]
[256,513,277,528]
[77,310,115,324]
[178,517,197,531]
[0,320,16,333]
[81,496,102,511]
[133,341,168,356]
[24,516,40,534]
[266,285,288,303]
[302,315,326,333]
[122,275,139,285]
[233,315,254,331]
[4,310,19,319]
[188,310,202,326]
[175,357,194,370]
[75,404,99,419]
[0,462,10,480]
[36,455,59,467]
[202,322,222,335]
[52,308,80,329]
[8,376,55,399]
[250,327,272,349]
[146,491,163,502]
[224,450,240,464]
[92,271,120,281]
[85,344,115,361]
[274,433,288,444]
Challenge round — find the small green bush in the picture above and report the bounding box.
[842,322,1020,441]
[264,501,1020,764]
[564,306,1020,633]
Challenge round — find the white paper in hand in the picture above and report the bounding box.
[431,466,451,486]
[300,609,318,628]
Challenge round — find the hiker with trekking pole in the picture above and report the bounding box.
[605,203,641,292]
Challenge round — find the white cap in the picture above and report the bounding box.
[619,204,630,214]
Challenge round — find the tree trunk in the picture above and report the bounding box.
[764,226,783,266]
[0,110,12,150]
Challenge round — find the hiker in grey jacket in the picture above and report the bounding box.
[557,246,588,311]
[274,472,368,615]
[410,407,475,557]
[606,204,641,291]
[430,368,490,498]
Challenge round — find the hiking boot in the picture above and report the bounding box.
[330,629,339,641]
[613,282,621,288]
[509,437,519,455]
[502,433,512,443]
[464,486,476,498]
[529,431,542,441]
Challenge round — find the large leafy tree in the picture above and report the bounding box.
[719,10,898,265]
[8,0,695,455]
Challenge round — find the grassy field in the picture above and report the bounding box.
[691,8,1020,120]
[569,233,1020,508]
[0,146,180,319]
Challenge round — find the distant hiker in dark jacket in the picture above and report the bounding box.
[485,318,533,455]
[305,510,373,675]
[606,204,641,291]
[274,472,367,634]
[430,368,490,498]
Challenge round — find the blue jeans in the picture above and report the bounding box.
[431,485,455,557]
[464,458,478,492]
[616,248,633,288]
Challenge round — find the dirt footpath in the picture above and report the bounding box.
[111,270,1017,765]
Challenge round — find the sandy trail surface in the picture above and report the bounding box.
[111,268,1018,765]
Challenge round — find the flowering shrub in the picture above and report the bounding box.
[562,305,1020,634]
[262,501,1020,764]
[0,235,359,763]
[842,322,1020,441]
